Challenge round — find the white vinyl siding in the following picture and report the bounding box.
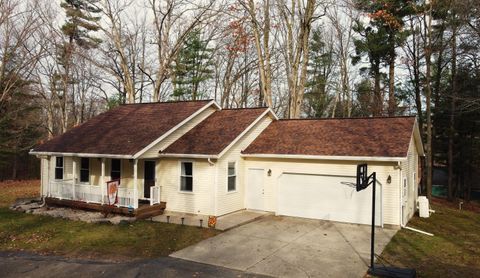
[158,158,215,215]
[244,158,401,226]
[215,115,273,216]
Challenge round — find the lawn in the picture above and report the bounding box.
[0,180,220,261]
[380,199,480,278]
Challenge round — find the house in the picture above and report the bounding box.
[30,100,424,228]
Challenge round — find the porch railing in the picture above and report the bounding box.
[49,181,136,208]
[150,186,161,205]
[117,187,135,208]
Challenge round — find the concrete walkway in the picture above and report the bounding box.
[171,215,397,278]
[216,210,269,231]
[152,210,269,230]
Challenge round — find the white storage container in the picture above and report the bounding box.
[418,196,430,218]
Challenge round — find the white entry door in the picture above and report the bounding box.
[246,168,264,210]
[278,173,381,226]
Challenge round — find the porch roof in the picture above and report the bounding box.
[32,100,214,156]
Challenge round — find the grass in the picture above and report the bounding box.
[380,199,480,277]
[0,180,220,261]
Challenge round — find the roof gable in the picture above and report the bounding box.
[162,108,270,156]
[32,100,214,156]
[243,116,417,158]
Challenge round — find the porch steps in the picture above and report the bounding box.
[45,197,166,219]
[136,202,166,219]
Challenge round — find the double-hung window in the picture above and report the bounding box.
[80,158,90,183]
[111,159,121,183]
[180,162,193,192]
[227,162,236,192]
[55,157,63,180]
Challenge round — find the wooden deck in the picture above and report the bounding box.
[45,197,166,219]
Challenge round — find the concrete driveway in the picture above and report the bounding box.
[171,215,397,278]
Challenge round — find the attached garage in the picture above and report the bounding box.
[277,173,381,225]
[242,116,424,228]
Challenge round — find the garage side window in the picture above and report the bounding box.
[80,158,90,183]
[228,162,236,192]
[55,157,63,180]
[180,162,193,192]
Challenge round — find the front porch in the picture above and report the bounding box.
[42,156,163,215]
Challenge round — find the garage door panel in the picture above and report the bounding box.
[278,174,381,225]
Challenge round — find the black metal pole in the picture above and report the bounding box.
[371,172,376,271]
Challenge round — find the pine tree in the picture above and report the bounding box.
[353,0,414,116]
[304,28,335,118]
[60,0,102,48]
[172,30,214,101]
[56,0,102,132]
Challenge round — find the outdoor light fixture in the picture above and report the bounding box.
[267,169,272,176]
[387,175,392,184]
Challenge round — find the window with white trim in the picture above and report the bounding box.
[55,157,63,180]
[180,162,193,192]
[111,159,121,183]
[227,162,236,192]
[80,158,90,183]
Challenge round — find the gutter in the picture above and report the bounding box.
[158,153,219,159]
[241,153,407,163]
[29,150,132,159]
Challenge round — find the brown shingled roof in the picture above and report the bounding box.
[33,100,213,156]
[163,108,269,155]
[242,116,416,158]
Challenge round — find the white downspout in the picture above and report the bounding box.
[398,161,405,227]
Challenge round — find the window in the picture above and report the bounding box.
[180,162,193,192]
[111,159,121,182]
[228,162,236,192]
[55,157,63,180]
[80,158,90,183]
[403,177,407,200]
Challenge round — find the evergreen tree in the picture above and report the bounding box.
[353,0,414,116]
[304,28,335,117]
[172,30,214,100]
[56,0,102,132]
[60,0,102,49]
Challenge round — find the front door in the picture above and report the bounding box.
[144,161,155,198]
[246,168,264,210]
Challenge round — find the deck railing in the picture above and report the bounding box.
[150,186,161,205]
[49,181,137,208]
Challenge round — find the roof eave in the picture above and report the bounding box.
[158,153,219,159]
[29,150,133,159]
[241,153,407,162]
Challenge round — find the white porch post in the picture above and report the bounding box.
[72,158,76,200]
[46,156,51,197]
[133,159,138,209]
[100,158,105,204]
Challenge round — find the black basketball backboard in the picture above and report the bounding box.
[356,163,368,191]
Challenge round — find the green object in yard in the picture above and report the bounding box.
[432,185,447,197]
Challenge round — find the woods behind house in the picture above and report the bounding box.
[0,0,479,201]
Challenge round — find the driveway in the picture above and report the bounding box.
[171,215,397,278]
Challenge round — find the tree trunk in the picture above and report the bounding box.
[388,34,397,116]
[424,7,433,200]
[448,25,457,201]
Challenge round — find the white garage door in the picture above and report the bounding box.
[278,173,381,226]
